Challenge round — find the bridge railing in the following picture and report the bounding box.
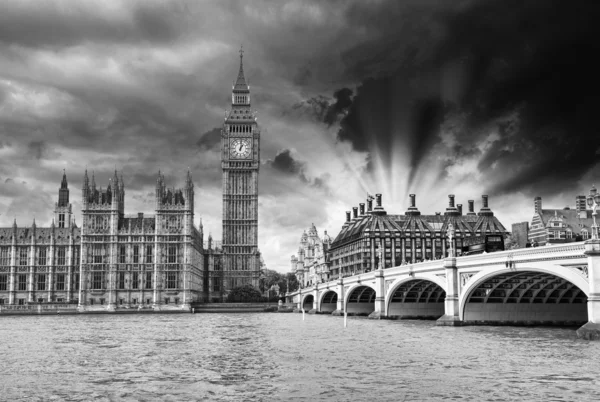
[286,241,589,296]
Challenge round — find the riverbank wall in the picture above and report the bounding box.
[0,302,281,316]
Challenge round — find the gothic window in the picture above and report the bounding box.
[168,245,177,263]
[582,229,590,240]
[92,272,103,290]
[133,245,139,263]
[38,247,47,266]
[118,272,125,289]
[0,274,7,291]
[59,213,65,228]
[146,245,153,263]
[19,247,28,266]
[56,274,65,291]
[73,273,80,291]
[92,245,105,264]
[0,247,9,266]
[166,272,178,289]
[119,245,126,264]
[18,274,26,291]
[132,272,139,289]
[73,247,80,266]
[145,272,152,289]
[37,274,46,291]
[57,247,66,265]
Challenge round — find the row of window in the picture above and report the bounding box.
[0,274,80,291]
[88,297,180,306]
[0,247,77,266]
[0,298,73,305]
[87,244,182,264]
[89,272,179,290]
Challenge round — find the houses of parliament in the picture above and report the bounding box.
[0,52,261,310]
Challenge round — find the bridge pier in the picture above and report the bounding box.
[308,287,318,314]
[437,257,463,326]
[331,278,345,316]
[368,268,386,319]
[577,239,600,339]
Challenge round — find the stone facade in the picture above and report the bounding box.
[221,50,261,290]
[291,224,332,288]
[80,170,204,310]
[0,173,81,306]
[511,222,529,248]
[329,194,507,278]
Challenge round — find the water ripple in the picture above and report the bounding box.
[1,314,600,400]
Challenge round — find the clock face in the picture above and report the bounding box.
[230,138,252,159]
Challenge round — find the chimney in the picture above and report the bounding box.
[345,211,351,222]
[359,203,365,215]
[367,197,373,212]
[372,193,387,215]
[445,194,459,215]
[457,204,463,215]
[352,207,358,219]
[478,195,493,216]
[435,212,441,215]
[406,194,420,216]
[138,212,143,220]
[467,200,476,215]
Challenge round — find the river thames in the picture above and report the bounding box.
[1,313,599,401]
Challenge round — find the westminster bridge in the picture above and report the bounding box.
[285,240,600,339]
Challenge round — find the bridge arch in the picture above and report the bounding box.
[460,266,588,324]
[301,293,314,311]
[344,283,377,315]
[385,275,447,319]
[318,290,338,313]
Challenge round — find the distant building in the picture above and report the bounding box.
[528,187,597,246]
[329,194,507,278]
[0,173,80,306]
[291,224,332,288]
[511,222,530,248]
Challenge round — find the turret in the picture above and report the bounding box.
[55,171,72,228]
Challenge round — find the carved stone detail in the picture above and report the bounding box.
[460,273,474,287]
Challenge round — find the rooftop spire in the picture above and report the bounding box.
[61,169,68,189]
[234,45,249,91]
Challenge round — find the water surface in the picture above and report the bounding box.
[1,314,599,401]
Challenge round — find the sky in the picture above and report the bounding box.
[1,0,600,272]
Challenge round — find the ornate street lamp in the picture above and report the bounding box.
[447,222,455,257]
[586,186,600,240]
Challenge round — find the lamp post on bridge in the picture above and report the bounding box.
[586,186,600,240]
[578,185,600,339]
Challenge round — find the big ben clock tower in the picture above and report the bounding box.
[221,48,261,291]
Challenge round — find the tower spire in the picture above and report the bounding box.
[234,45,248,90]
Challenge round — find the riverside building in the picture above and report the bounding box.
[528,186,597,246]
[290,224,332,288]
[328,194,508,277]
[0,51,262,309]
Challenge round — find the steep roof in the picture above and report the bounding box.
[331,212,507,248]
[539,208,594,234]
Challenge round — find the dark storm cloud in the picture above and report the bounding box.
[270,149,304,176]
[268,149,330,192]
[324,0,600,197]
[324,88,353,126]
[197,128,222,151]
[0,1,183,47]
